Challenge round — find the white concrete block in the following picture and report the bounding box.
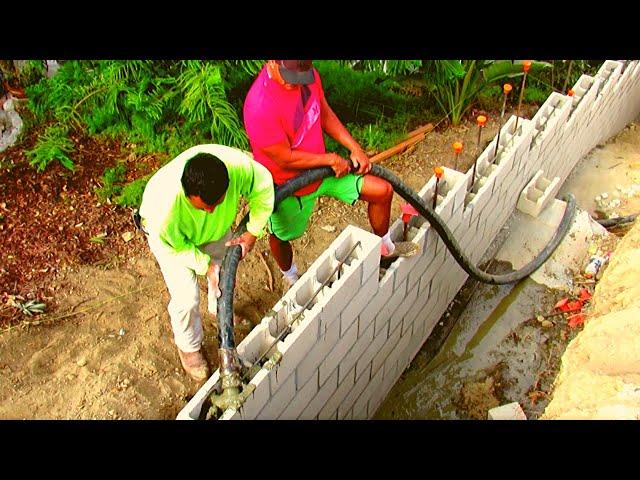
[352,363,385,420]
[257,371,296,419]
[279,370,319,420]
[235,368,271,420]
[371,322,402,377]
[318,319,358,386]
[355,323,389,380]
[338,363,371,419]
[339,269,379,337]
[487,402,527,420]
[359,270,394,335]
[295,320,340,388]
[300,368,337,420]
[516,170,562,218]
[338,320,374,385]
[319,366,355,420]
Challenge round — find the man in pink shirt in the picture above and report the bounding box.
[244,60,416,287]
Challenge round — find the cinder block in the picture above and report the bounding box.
[177,370,221,420]
[371,323,402,377]
[488,402,527,420]
[318,366,355,420]
[338,320,374,384]
[338,363,372,419]
[295,320,340,388]
[279,370,319,420]
[402,287,430,331]
[351,363,385,420]
[358,269,394,336]
[355,323,389,380]
[385,323,413,375]
[374,275,407,336]
[235,368,271,420]
[339,269,379,337]
[257,371,296,419]
[387,282,418,337]
[300,368,337,420]
[269,298,323,393]
[318,319,358,386]
[516,170,561,218]
[219,409,241,420]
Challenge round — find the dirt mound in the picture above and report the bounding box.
[542,220,640,419]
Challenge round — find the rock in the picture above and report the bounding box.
[488,402,527,420]
[121,231,134,242]
[77,358,88,367]
[541,320,554,329]
[321,225,336,232]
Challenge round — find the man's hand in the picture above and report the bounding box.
[206,262,221,299]
[350,147,371,175]
[225,231,257,259]
[327,153,351,178]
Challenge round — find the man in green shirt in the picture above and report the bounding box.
[139,144,274,382]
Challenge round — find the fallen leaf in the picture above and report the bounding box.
[554,298,569,310]
[121,231,134,242]
[567,313,586,328]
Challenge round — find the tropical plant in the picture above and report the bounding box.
[25,124,76,172]
[423,60,553,126]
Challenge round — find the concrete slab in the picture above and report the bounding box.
[495,200,609,291]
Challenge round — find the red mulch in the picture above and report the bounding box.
[0,124,163,325]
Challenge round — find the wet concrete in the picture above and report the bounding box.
[374,275,579,420]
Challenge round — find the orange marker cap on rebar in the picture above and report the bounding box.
[453,142,463,154]
[567,88,575,97]
[434,166,444,179]
[477,115,487,127]
[523,61,532,72]
[503,83,513,94]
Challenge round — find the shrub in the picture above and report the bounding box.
[25,124,75,172]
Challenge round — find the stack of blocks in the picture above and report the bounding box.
[178,59,640,420]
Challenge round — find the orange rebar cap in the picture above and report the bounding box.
[503,83,513,94]
[453,141,463,154]
[523,61,532,72]
[567,88,575,96]
[434,166,444,178]
[477,115,487,126]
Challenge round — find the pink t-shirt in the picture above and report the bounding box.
[243,65,326,196]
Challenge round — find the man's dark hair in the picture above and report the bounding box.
[181,153,229,205]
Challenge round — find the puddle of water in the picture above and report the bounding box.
[374,278,563,420]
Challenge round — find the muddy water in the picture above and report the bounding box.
[374,277,573,420]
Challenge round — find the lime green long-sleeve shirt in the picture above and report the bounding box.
[139,144,274,275]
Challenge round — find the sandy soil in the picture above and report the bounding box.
[0,110,521,419]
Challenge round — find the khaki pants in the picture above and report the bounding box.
[147,230,232,353]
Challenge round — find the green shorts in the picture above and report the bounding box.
[269,173,364,241]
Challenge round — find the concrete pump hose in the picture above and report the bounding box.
[216,164,576,349]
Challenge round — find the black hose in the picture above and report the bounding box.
[216,164,576,349]
[596,213,638,228]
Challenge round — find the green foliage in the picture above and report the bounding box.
[315,60,425,125]
[26,60,258,157]
[25,124,75,172]
[17,60,47,87]
[114,176,150,208]
[95,163,127,202]
[423,60,553,126]
[523,86,550,105]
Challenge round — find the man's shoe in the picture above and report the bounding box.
[178,349,210,382]
[381,241,421,259]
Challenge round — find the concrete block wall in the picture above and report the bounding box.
[178,59,640,420]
